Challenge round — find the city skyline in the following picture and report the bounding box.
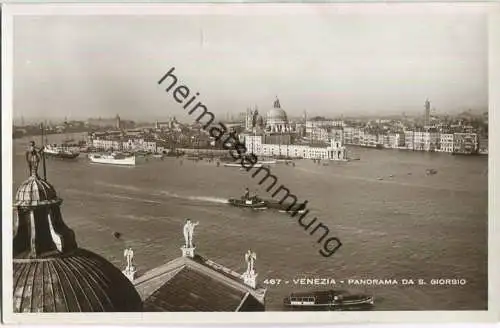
[13,5,488,122]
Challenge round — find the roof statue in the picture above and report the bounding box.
[12,142,142,312]
[245,250,257,274]
[25,141,42,178]
[273,96,281,109]
[124,247,135,270]
[183,219,199,248]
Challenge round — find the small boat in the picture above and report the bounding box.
[44,144,80,159]
[283,289,374,311]
[377,177,383,181]
[152,153,164,159]
[88,152,136,166]
[228,196,267,209]
[426,169,438,175]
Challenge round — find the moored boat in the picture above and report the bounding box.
[88,152,136,166]
[44,144,80,159]
[283,289,374,310]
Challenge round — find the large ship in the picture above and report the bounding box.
[88,152,136,166]
[44,144,80,159]
[283,289,374,311]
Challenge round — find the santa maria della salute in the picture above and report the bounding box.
[242,97,348,161]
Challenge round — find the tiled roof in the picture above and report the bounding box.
[143,267,247,311]
[135,254,266,312]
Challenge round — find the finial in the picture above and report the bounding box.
[25,141,41,178]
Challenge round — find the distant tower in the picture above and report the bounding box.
[116,114,121,130]
[424,99,431,126]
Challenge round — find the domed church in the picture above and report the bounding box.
[12,142,142,312]
[265,97,290,133]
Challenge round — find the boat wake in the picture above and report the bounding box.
[94,181,229,205]
[187,196,229,204]
[160,191,228,204]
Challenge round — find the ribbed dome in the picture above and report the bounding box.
[14,175,61,207]
[266,97,288,124]
[13,249,142,312]
[266,108,288,123]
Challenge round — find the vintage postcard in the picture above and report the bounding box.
[2,2,499,325]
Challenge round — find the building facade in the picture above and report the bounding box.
[244,135,347,160]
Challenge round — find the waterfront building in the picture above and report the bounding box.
[13,144,142,312]
[245,135,347,160]
[92,137,123,151]
[305,117,344,136]
[440,133,454,153]
[88,114,122,129]
[413,131,425,151]
[478,136,488,154]
[404,131,414,150]
[423,131,440,152]
[388,132,405,149]
[310,126,330,143]
[453,133,478,154]
[363,133,378,147]
[343,126,354,144]
[123,138,158,152]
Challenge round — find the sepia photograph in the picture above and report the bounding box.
[2,2,498,324]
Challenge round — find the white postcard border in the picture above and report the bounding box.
[2,2,499,324]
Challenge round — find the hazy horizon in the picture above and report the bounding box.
[13,6,488,122]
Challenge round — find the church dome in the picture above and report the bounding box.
[13,249,142,312]
[13,141,142,313]
[266,108,288,123]
[14,175,61,207]
[266,97,288,124]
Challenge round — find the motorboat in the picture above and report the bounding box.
[228,196,267,209]
[88,152,136,166]
[283,289,374,311]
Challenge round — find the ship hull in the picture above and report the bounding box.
[228,198,267,209]
[88,154,136,166]
[44,149,80,159]
[283,290,374,311]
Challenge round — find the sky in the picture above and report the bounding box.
[12,5,488,122]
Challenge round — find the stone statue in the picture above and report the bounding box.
[124,247,134,269]
[183,219,199,248]
[245,250,257,274]
[25,141,42,177]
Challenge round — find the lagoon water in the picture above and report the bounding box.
[12,133,488,310]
